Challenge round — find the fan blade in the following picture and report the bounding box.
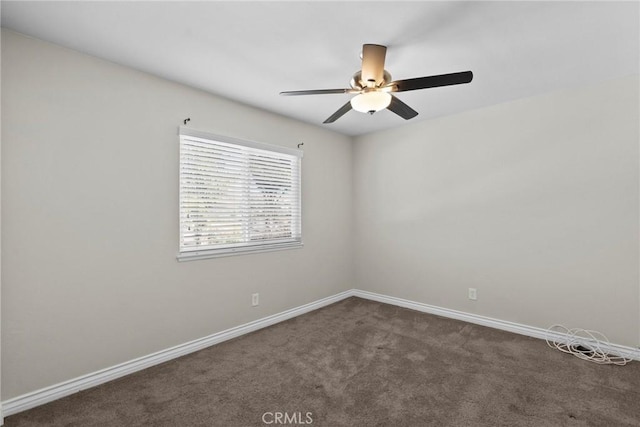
[387,95,418,120]
[323,101,353,124]
[389,71,473,92]
[361,44,387,86]
[280,88,356,96]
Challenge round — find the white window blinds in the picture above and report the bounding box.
[178,127,303,260]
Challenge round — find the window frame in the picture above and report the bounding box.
[177,126,303,261]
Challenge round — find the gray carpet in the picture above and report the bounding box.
[5,297,640,426]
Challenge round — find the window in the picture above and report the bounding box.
[178,127,303,261]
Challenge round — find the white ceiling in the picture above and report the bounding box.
[2,1,638,136]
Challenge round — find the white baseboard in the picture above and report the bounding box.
[3,288,638,420]
[351,289,640,361]
[1,290,353,418]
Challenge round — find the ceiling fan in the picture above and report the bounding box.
[280,44,473,124]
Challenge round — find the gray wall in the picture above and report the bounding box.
[353,75,639,347]
[1,30,353,399]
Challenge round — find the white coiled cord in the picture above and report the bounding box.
[545,324,633,366]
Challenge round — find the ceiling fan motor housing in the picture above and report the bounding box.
[351,70,392,90]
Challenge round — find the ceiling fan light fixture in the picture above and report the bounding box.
[350,91,392,114]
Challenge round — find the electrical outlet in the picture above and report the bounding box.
[252,293,259,307]
[468,288,477,301]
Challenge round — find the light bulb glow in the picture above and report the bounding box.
[350,91,392,113]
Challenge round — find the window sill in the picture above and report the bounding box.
[177,242,304,262]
